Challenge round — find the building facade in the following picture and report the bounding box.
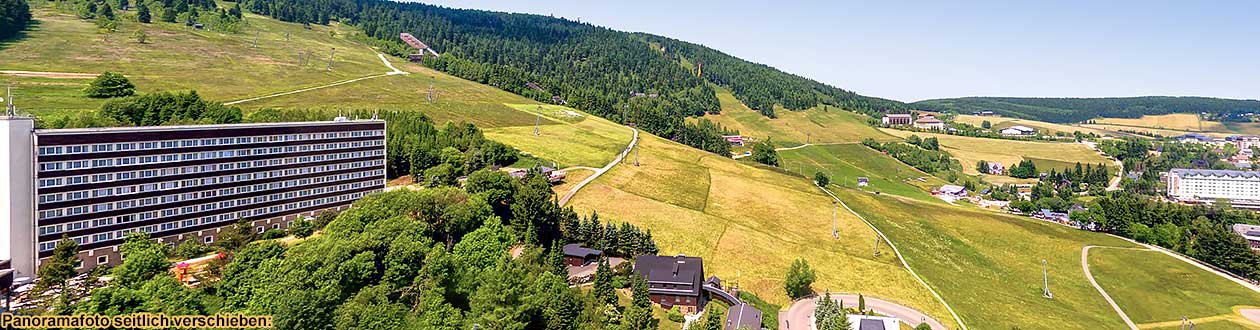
[881,114,912,126]
[1,116,387,279]
[1166,168,1260,203]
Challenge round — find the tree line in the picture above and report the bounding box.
[0,0,30,39]
[862,138,961,174]
[912,96,1260,123]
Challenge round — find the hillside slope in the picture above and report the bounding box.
[913,96,1260,123]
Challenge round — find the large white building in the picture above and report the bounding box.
[1166,168,1260,203]
[1,115,387,280]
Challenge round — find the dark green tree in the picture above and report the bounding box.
[752,140,780,167]
[814,171,830,187]
[0,0,32,39]
[593,258,616,306]
[84,71,135,98]
[136,4,151,23]
[784,258,816,299]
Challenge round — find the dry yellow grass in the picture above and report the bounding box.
[953,114,1115,136]
[567,134,956,327]
[1095,113,1223,132]
[879,129,1113,175]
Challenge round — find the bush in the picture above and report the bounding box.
[84,72,136,98]
[612,274,629,289]
[313,210,339,229]
[667,306,684,323]
[260,229,287,240]
[915,323,932,330]
[289,218,314,238]
[171,238,212,260]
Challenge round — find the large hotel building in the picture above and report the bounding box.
[1166,168,1260,207]
[1,116,386,280]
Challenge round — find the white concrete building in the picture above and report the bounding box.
[1,116,387,279]
[1166,168,1260,203]
[999,125,1036,136]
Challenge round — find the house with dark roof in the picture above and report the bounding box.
[562,244,603,266]
[846,315,900,330]
[634,254,706,314]
[1232,224,1260,252]
[724,303,762,330]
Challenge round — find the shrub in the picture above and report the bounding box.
[84,72,136,98]
[171,238,212,260]
[667,306,684,323]
[260,229,287,240]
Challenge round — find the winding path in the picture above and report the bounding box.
[1081,245,1143,330]
[782,295,948,330]
[558,127,639,206]
[225,50,406,106]
[815,186,968,330]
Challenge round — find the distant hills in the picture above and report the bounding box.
[911,96,1260,123]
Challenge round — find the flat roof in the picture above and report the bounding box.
[35,119,385,135]
[724,303,762,330]
[563,243,602,258]
[1170,168,1260,179]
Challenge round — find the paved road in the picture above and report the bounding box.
[1081,245,1144,330]
[558,127,639,206]
[780,295,948,330]
[816,186,968,330]
[1242,309,1260,325]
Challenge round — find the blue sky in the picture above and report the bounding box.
[420,0,1259,102]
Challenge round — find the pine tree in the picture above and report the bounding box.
[137,4,151,23]
[229,3,242,19]
[593,258,615,306]
[161,7,177,22]
[631,273,650,308]
[118,0,129,11]
[36,236,80,303]
[858,293,866,313]
[548,241,567,277]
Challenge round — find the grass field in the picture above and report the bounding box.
[1,4,386,117]
[699,86,898,146]
[777,144,947,203]
[1088,248,1260,329]
[879,128,1114,176]
[567,134,958,326]
[1095,114,1224,132]
[953,114,1121,137]
[836,188,1146,329]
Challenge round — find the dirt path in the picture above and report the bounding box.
[1081,245,1146,330]
[558,127,639,206]
[781,295,948,330]
[816,186,968,330]
[0,70,97,79]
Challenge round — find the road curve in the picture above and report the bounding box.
[816,186,968,330]
[558,127,639,206]
[1081,245,1141,330]
[781,295,948,330]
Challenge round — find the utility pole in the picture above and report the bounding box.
[252,29,259,48]
[831,202,838,239]
[327,48,336,71]
[534,106,541,136]
[1042,259,1054,299]
[873,236,880,257]
[634,145,640,166]
[427,76,435,102]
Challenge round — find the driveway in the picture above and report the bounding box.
[780,294,948,330]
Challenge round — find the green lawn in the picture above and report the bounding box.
[778,144,946,203]
[1088,248,1260,328]
[836,188,1140,329]
[1,4,386,116]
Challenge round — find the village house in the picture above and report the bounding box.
[936,184,967,197]
[913,115,945,130]
[857,177,870,187]
[724,303,762,330]
[1231,224,1260,252]
[723,135,745,146]
[562,244,602,266]
[846,315,900,330]
[634,254,706,314]
[985,162,1006,175]
[881,113,913,126]
[999,125,1036,136]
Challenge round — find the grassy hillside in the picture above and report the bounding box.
[777,144,946,203]
[699,86,898,146]
[567,134,957,325]
[1,5,385,117]
[1089,248,1260,329]
[953,114,1130,137]
[912,96,1260,123]
[837,188,1141,329]
[878,128,1114,177]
